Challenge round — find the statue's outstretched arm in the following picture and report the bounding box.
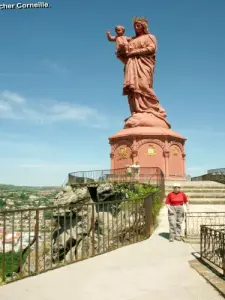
[106,30,116,41]
[107,35,117,41]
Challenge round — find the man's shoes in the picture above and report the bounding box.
[169,238,174,242]
[175,236,181,241]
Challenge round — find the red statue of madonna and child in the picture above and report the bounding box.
[106,17,171,129]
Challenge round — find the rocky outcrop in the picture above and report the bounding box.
[22,183,147,275]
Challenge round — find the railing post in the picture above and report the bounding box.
[149,195,153,234]
[84,172,87,183]
[35,210,39,274]
[200,225,203,258]
[184,213,187,238]
[2,212,6,283]
[144,194,153,237]
[91,204,95,256]
[222,232,225,276]
[135,200,138,241]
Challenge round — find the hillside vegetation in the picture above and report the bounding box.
[0,184,60,210]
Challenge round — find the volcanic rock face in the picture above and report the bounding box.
[22,183,146,275]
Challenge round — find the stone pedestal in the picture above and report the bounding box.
[109,126,186,181]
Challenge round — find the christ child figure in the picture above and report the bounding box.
[106,25,132,56]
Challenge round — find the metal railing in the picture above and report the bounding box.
[68,167,165,202]
[208,168,225,175]
[192,173,225,184]
[200,225,225,275]
[0,193,155,284]
[185,212,225,239]
[68,167,164,185]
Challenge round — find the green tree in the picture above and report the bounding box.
[19,192,29,201]
[0,199,6,209]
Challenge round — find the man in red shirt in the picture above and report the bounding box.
[165,183,190,242]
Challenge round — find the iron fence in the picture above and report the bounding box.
[0,193,155,284]
[68,167,164,185]
[192,174,225,184]
[68,167,165,201]
[200,225,225,275]
[208,168,225,175]
[185,212,225,239]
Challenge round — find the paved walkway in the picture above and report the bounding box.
[0,206,223,300]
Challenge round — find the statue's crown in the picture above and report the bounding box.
[132,16,148,24]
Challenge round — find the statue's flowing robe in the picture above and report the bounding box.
[123,34,162,116]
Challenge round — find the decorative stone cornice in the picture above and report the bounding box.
[134,139,165,151]
[111,139,132,152]
[169,142,184,155]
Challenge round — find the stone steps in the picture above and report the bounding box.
[165,191,225,196]
[166,180,224,186]
[165,181,225,204]
[176,189,225,192]
[165,192,225,196]
[165,192,225,198]
[188,199,225,204]
[186,194,225,198]
[165,182,225,188]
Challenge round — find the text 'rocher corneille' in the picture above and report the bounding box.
[0,2,51,10]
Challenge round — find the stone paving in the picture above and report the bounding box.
[0,205,224,300]
[190,259,225,298]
